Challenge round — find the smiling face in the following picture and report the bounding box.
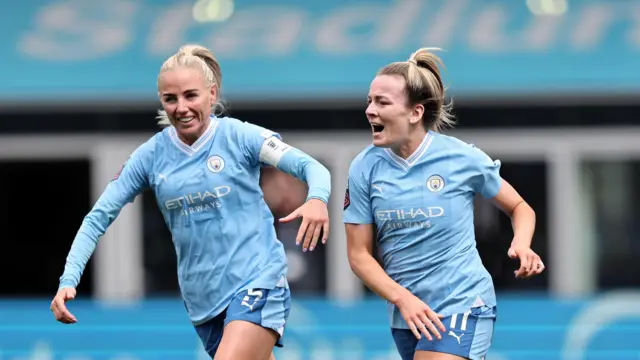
[365,74,424,148]
[158,66,217,144]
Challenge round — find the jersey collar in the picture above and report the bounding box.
[169,116,218,156]
[384,131,435,170]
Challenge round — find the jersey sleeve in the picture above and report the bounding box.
[237,121,284,167]
[467,144,502,199]
[58,140,154,290]
[239,121,331,203]
[343,158,374,224]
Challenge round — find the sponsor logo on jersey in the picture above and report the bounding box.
[376,206,445,230]
[165,186,232,216]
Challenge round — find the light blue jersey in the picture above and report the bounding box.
[59,116,331,325]
[343,131,501,329]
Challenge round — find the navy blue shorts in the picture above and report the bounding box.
[392,305,497,360]
[194,286,291,358]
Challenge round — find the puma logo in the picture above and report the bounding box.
[448,330,464,344]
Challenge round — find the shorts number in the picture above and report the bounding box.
[241,289,263,311]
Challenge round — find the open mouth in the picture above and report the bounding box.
[371,123,385,133]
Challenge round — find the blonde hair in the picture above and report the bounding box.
[378,47,455,132]
[156,44,224,127]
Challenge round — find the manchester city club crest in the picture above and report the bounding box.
[207,155,225,173]
[426,175,445,192]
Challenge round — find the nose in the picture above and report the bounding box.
[176,98,189,114]
[365,103,377,118]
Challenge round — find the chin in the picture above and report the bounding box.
[175,122,204,140]
[372,137,392,148]
[372,134,393,147]
[174,118,201,130]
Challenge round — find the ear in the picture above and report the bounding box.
[409,103,424,125]
[210,83,218,105]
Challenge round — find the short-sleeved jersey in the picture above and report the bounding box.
[343,131,502,329]
[62,117,293,325]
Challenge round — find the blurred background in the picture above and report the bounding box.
[1,0,639,359]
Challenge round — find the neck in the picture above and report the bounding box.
[179,133,198,146]
[392,128,428,160]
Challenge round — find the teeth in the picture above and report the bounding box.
[178,117,194,123]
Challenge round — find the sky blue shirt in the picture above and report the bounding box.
[343,131,501,329]
[59,116,331,325]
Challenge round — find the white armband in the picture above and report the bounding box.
[258,137,292,167]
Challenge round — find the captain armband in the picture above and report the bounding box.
[258,137,292,167]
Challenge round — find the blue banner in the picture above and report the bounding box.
[2,292,640,359]
[0,0,638,102]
